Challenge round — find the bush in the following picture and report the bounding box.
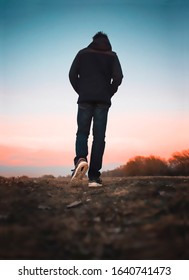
[124,155,168,176]
[169,149,189,175]
[102,149,189,177]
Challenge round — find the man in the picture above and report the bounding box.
[69,31,123,187]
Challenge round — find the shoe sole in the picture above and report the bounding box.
[88,182,103,188]
[71,161,88,182]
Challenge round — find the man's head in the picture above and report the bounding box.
[93,31,109,41]
[89,31,112,51]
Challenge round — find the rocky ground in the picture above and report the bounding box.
[0,176,188,260]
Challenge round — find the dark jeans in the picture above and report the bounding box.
[74,103,110,180]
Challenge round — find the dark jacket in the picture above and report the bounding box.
[69,36,123,105]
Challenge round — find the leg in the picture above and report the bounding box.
[88,103,110,180]
[74,103,93,165]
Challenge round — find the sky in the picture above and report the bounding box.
[0,0,189,177]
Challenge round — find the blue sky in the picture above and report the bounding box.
[1,0,188,115]
[0,0,189,176]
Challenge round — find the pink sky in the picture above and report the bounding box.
[0,111,188,176]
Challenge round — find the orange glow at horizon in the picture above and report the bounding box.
[0,145,72,166]
[0,112,188,172]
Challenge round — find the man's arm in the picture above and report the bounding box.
[69,54,80,93]
[110,54,123,95]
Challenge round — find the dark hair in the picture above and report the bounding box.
[93,31,108,40]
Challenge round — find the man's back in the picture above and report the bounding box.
[69,33,123,105]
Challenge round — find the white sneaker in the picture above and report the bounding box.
[71,158,88,182]
[88,178,103,188]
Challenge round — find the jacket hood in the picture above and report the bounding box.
[88,37,112,51]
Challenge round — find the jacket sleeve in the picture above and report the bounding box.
[69,53,80,93]
[110,54,123,95]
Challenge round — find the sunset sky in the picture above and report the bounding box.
[1,0,189,177]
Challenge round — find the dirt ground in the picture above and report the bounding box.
[0,176,188,260]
